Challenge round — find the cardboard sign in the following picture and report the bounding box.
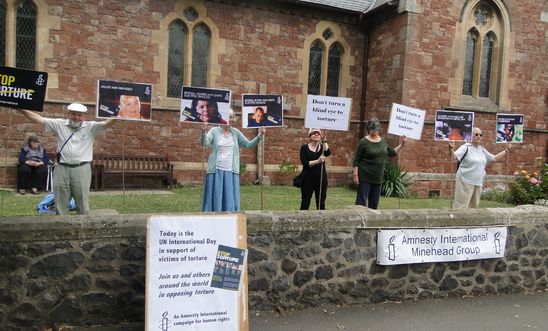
[387,103,426,140]
[146,215,248,331]
[180,87,231,124]
[242,94,283,128]
[496,113,524,143]
[305,95,351,131]
[0,66,48,111]
[434,110,474,142]
[96,80,153,121]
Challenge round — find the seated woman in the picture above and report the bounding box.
[18,135,49,195]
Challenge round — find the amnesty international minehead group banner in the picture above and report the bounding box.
[146,215,248,331]
[377,227,507,265]
[0,66,48,111]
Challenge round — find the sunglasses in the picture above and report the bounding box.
[310,131,321,136]
[474,133,483,137]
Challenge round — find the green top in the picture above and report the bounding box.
[352,138,396,184]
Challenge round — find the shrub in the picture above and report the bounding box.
[509,164,547,205]
[382,162,412,198]
[481,185,512,203]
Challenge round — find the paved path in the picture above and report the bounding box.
[250,291,548,331]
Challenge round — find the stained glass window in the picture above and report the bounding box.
[0,1,6,65]
[479,32,495,97]
[326,43,341,97]
[167,21,186,98]
[307,40,323,95]
[462,29,478,96]
[16,0,36,69]
[191,24,210,87]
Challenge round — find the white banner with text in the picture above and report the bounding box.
[305,95,351,131]
[377,227,507,265]
[387,103,426,140]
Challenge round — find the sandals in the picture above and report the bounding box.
[31,188,39,195]
[19,189,26,195]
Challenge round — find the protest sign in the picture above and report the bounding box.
[242,94,283,128]
[377,227,507,265]
[146,215,248,331]
[387,103,426,139]
[96,80,153,121]
[496,113,524,143]
[0,66,48,111]
[180,87,231,124]
[304,95,351,131]
[434,110,474,142]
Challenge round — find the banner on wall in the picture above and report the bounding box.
[180,87,231,124]
[377,227,507,265]
[146,215,248,331]
[304,95,351,131]
[241,94,283,128]
[387,103,426,140]
[96,80,153,121]
[434,110,474,142]
[0,66,48,111]
[496,113,524,143]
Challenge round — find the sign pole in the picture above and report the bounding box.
[121,121,126,213]
[449,145,454,209]
[1,108,13,216]
[260,131,264,210]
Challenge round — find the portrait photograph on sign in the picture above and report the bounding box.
[180,86,231,124]
[0,66,48,112]
[496,113,524,143]
[96,80,153,121]
[387,103,426,140]
[304,95,351,131]
[434,110,474,142]
[242,94,283,128]
[145,215,248,331]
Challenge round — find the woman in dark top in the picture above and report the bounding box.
[18,135,49,195]
[352,118,406,209]
[300,128,331,210]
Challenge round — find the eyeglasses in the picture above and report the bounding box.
[474,133,483,137]
[310,132,321,136]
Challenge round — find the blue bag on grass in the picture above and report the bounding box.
[37,193,76,214]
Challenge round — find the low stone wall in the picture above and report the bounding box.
[0,206,546,330]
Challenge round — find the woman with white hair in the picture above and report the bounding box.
[300,128,331,210]
[17,134,49,194]
[201,110,265,212]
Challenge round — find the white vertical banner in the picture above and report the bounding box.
[387,103,426,140]
[146,215,248,330]
[377,227,507,265]
[304,95,351,131]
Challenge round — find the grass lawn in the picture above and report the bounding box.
[0,185,512,217]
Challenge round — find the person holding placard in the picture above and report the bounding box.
[17,103,117,215]
[353,118,406,209]
[299,128,331,210]
[449,127,511,209]
[201,110,265,211]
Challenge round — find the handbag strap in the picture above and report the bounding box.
[58,130,78,155]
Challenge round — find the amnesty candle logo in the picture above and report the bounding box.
[0,66,48,111]
[377,227,507,265]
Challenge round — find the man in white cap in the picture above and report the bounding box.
[18,104,116,215]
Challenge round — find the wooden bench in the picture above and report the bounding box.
[93,154,174,190]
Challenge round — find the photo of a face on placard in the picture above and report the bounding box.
[242,94,283,128]
[180,87,231,125]
[496,114,524,143]
[434,110,474,142]
[96,80,152,121]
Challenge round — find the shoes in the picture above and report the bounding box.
[31,188,39,195]
[19,189,26,195]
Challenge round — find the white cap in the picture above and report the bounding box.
[67,103,88,113]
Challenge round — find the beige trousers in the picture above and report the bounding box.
[53,163,91,215]
[453,176,482,209]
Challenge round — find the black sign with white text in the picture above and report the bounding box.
[0,66,48,111]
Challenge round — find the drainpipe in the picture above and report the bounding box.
[359,15,371,138]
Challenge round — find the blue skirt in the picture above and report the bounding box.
[202,170,240,212]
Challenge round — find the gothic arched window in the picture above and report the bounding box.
[16,0,37,69]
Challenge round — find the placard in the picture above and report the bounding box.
[0,66,48,111]
[304,95,351,131]
[377,227,507,265]
[434,110,474,142]
[496,113,524,143]
[146,215,248,331]
[96,80,153,121]
[241,94,283,128]
[387,103,426,140]
[180,87,231,124]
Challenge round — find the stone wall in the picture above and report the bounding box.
[0,205,546,330]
